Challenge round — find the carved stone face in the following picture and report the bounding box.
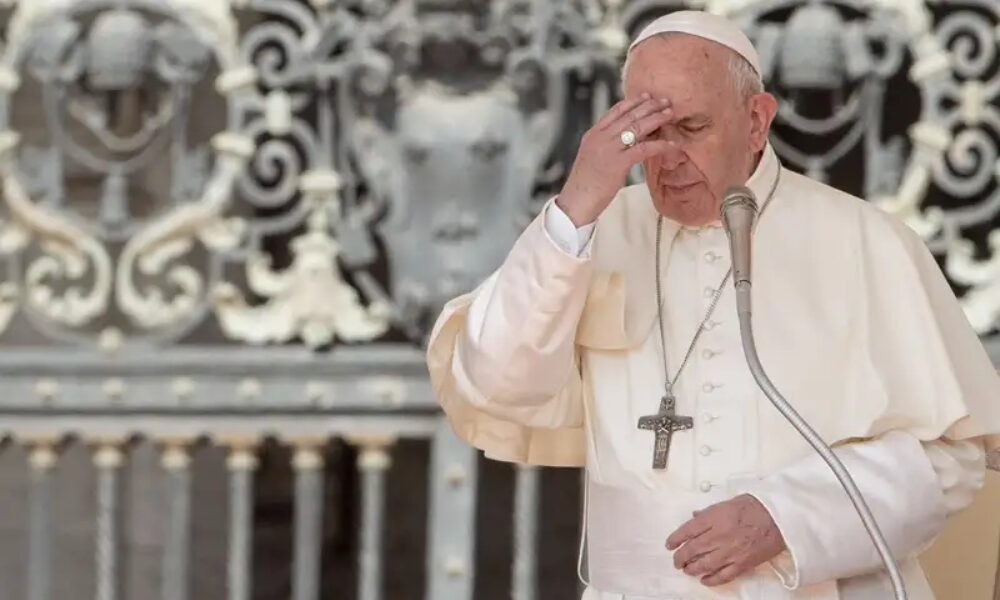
[355,84,545,327]
[27,9,212,159]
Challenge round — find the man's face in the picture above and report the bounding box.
[623,34,773,226]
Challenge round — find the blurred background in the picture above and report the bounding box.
[0,0,996,599]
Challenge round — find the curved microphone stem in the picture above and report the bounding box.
[733,283,907,600]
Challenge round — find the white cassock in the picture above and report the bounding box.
[426,143,1000,599]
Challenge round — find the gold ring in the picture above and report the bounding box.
[620,128,637,148]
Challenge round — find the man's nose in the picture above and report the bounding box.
[658,140,687,170]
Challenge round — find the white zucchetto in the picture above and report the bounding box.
[628,10,762,78]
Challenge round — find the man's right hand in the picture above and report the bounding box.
[556,93,675,227]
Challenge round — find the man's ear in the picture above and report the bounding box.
[748,92,778,153]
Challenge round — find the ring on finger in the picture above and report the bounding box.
[620,127,637,148]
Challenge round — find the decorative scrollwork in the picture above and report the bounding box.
[0,0,996,349]
[213,169,391,348]
[116,132,253,330]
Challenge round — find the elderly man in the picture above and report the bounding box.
[427,11,1000,599]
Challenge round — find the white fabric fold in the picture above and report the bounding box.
[454,213,592,427]
[735,431,983,590]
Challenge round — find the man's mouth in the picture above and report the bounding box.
[661,181,699,192]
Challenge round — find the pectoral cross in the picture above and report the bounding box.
[637,393,693,470]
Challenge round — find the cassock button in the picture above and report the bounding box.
[704,251,719,263]
[699,481,713,493]
[699,445,712,456]
[701,349,716,359]
[704,320,719,331]
[702,383,716,393]
[703,287,715,298]
[701,412,718,424]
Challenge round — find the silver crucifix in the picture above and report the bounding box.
[637,393,694,469]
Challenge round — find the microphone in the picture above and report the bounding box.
[720,185,758,288]
[719,186,908,599]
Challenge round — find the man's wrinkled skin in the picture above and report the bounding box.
[666,494,788,586]
[623,34,776,226]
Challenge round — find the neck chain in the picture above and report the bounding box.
[654,168,782,400]
[654,221,729,400]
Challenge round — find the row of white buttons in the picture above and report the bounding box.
[697,253,723,493]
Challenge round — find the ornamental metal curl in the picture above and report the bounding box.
[0,0,994,347]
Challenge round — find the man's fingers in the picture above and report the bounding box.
[682,547,729,577]
[595,93,651,130]
[626,139,675,163]
[673,532,726,572]
[632,109,673,138]
[605,97,669,135]
[671,532,713,569]
[605,100,669,139]
[666,513,712,550]
[701,562,747,587]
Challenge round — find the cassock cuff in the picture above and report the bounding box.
[732,431,949,588]
[740,492,803,590]
[544,197,596,257]
[767,550,799,590]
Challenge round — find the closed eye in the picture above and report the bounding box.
[677,115,711,134]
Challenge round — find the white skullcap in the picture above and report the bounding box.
[627,11,762,78]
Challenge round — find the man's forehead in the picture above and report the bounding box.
[632,33,732,70]
[625,36,735,101]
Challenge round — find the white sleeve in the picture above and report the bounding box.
[736,431,986,589]
[451,202,595,429]
[544,199,597,258]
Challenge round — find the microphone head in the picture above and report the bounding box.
[722,185,757,217]
[721,185,758,228]
[720,185,758,287]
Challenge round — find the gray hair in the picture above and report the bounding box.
[620,33,764,100]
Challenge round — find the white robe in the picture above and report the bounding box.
[427,144,1000,599]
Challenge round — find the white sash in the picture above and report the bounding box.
[577,478,840,600]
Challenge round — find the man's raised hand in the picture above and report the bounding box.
[555,93,674,227]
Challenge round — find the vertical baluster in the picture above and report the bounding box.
[512,465,540,600]
[351,436,394,600]
[161,443,192,600]
[27,442,56,600]
[424,422,477,600]
[94,442,124,600]
[226,443,257,600]
[292,441,325,600]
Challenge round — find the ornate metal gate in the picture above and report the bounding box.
[0,1,996,599]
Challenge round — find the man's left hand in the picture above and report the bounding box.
[666,494,786,587]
